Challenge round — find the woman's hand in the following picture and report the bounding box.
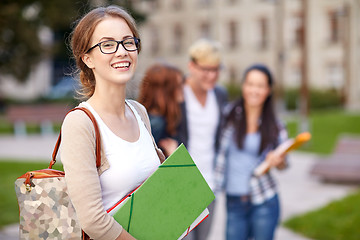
[265,150,286,169]
[254,150,287,176]
[159,138,179,157]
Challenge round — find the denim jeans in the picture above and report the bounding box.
[226,194,279,240]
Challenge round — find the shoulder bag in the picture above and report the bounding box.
[15,103,164,239]
[15,107,100,240]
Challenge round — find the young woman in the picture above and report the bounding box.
[215,64,288,240]
[60,6,164,240]
[138,63,184,156]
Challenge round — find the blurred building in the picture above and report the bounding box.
[1,0,358,110]
[134,0,360,110]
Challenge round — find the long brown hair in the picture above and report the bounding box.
[69,5,141,99]
[138,63,183,136]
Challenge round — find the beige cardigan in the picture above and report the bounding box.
[60,100,164,240]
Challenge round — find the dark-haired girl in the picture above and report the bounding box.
[215,64,288,240]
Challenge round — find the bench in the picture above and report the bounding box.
[310,135,360,183]
[6,104,72,136]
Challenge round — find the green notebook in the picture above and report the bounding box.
[108,144,215,239]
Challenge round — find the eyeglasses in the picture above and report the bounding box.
[192,60,222,74]
[86,37,140,54]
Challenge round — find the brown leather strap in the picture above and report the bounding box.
[82,230,91,240]
[49,107,101,169]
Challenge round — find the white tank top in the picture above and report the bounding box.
[82,101,160,211]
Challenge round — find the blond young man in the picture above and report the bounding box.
[178,39,228,240]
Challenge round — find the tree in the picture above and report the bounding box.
[0,0,88,81]
[0,0,146,83]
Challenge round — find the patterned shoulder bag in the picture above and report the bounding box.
[15,107,100,240]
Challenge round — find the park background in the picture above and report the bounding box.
[1,0,360,239]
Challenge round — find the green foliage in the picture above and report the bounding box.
[284,89,298,110]
[309,89,343,109]
[0,0,89,81]
[224,83,242,101]
[225,86,343,111]
[0,0,147,82]
[284,189,360,240]
[0,161,63,227]
[284,88,343,111]
[285,121,298,139]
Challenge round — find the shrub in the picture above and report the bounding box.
[224,83,242,101]
[284,88,342,111]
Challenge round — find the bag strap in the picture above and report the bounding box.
[49,107,101,169]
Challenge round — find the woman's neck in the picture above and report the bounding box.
[245,104,263,133]
[87,84,127,118]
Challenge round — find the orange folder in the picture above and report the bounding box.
[254,132,312,176]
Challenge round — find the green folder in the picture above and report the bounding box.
[109,144,215,239]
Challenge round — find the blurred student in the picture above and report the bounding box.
[179,39,228,240]
[215,64,288,240]
[138,63,184,157]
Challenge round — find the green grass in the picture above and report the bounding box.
[283,190,360,240]
[283,110,360,239]
[285,109,360,154]
[0,161,63,227]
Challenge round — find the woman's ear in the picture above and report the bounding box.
[82,54,95,69]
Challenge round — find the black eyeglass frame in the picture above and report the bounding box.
[86,37,141,54]
[191,58,223,73]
